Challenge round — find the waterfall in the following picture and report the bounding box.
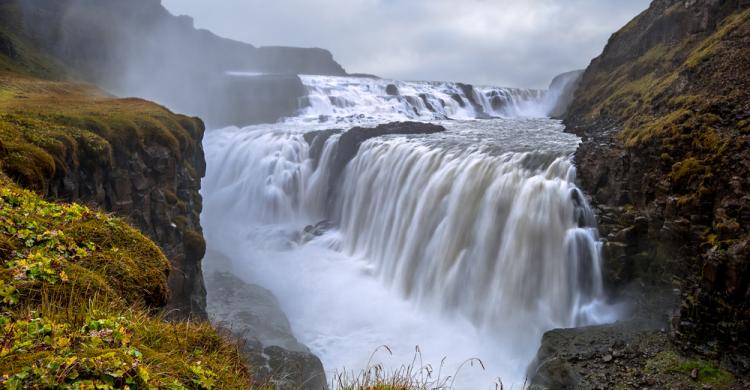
[202,117,616,387]
[335,139,608,330]
[203,120,612,329]
[292,75,550,124]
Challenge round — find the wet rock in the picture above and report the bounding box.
[301,220,334,243]
[450,93,466,107]
[385,83,399,96]
[205,251,327,389]
[562,0,750,377]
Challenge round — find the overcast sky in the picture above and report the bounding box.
[162,0,651,89]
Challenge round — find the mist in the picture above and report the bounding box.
[162,0,653,89]
[19,0,346,127]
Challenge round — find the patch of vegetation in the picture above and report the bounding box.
[645,351,734,389]
[0,178,252,388]
[334,346,492,390]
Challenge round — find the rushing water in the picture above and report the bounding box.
[294,75,554,124]
[201,76,617,388]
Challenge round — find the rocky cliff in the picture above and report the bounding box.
[1,2,209,318]
[0,75,208,319]
[10,0,347,126]
[532,0,750,387]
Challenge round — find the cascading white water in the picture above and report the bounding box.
[293,75,551,124]
[336,140,608,331]
[201,117,618,388]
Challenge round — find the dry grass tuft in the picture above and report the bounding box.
[333,345,508,390]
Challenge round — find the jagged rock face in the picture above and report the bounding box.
[43,116,209,319]
[565,0,750,366]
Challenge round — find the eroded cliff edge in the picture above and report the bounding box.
[0,75,209,319]
[532,1,749,388]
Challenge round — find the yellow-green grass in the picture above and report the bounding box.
[0,177,251,388]
[0,74,203,194]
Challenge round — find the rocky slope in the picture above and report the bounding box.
[9,0,348,127]
[532,0,750,388]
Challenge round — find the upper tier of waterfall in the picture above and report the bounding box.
[286,75,558,124]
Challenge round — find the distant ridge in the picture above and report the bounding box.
[6,0,348,126]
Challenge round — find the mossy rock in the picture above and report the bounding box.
[0,177,169,309]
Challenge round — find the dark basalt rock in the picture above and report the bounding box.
[560,0,750,379]
[301,220,334,244]
[205,252,327,390]
[303,129,342,170]
[529,282,691,389]
[45,116,209,319]
[385,83,399,96]
[329,121,444,193]
[456,82,492,118]
[450,93,466,107]
[418,93,436,112]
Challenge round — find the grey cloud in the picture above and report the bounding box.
[162,0,651,88]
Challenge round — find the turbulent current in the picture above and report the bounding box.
[201,75,617,388]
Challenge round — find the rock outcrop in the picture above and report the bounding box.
[204,251,328,390]
[0,74,208,319]
[531,0,750,385]
[304,121,446,210]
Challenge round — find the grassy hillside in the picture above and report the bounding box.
[0,177,251,388]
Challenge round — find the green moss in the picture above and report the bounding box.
[164,190,179,205]
[671,157,707,187]
[645,351,734,389]
[0,75,203,195]
[183,230,206,261]
[0,178,252,388]
[0,178,169,308]
[0,310,252,389]
[0,143,56,192]
[685,9,750,69]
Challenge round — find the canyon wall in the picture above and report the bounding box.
[565,0,749,375]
